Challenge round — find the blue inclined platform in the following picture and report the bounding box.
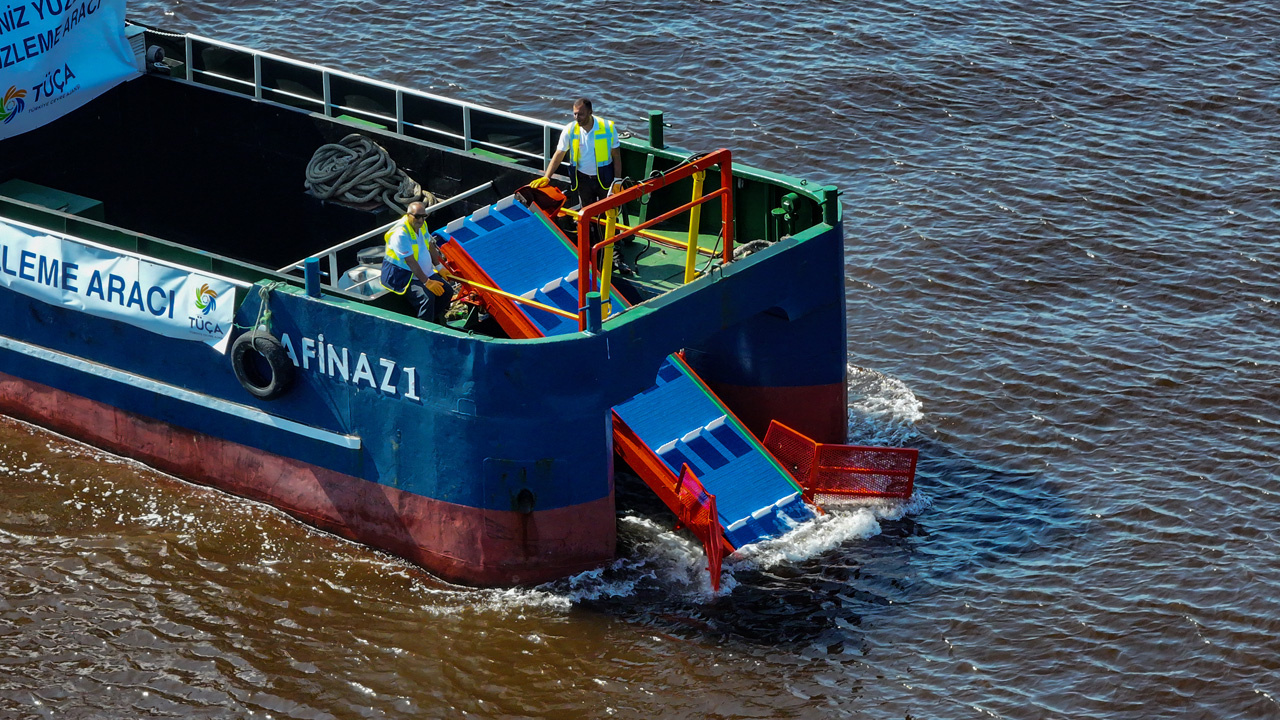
[436,197,816,549]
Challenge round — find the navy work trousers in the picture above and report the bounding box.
[405,273,454,325]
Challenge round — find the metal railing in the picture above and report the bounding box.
[575,150,736,331]
[169,33,563,168]
[276,181,493,292]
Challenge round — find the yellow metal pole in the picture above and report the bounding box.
[683,171,706,284]
[601,207,618,319]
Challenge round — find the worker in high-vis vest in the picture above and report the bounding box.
[532,98,634,275]
[534,97,622,211]
[380,201,454,325]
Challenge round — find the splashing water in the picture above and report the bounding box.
[530,366,929,604]
[847,363,924,447]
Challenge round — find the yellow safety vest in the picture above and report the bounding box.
[384,217,424,269]
[569,118,617,180]
[381,217,429,294]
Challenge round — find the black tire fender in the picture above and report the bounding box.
[230,331,295,400]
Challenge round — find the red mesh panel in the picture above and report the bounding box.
[677,464,723,591]
[766,420,917,501]
[764,420,817,483]
[812,445,917,499]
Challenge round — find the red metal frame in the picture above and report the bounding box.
[676,464,723,592]
[575,149,736,330]
[613,411,736,556]
[763,420,917,501]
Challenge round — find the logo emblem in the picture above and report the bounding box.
[194,283,219,315]
[0,87,26,125]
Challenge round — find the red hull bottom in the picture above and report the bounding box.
[0,371,616,587]
[706,381,848,446]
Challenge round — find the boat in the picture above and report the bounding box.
[0,7,917,588]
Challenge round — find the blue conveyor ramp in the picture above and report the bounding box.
[435,197,815,549]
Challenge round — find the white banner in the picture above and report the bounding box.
[0,219,237,351]
[0,0,140,139]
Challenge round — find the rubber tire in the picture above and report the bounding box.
[231,331,295,400]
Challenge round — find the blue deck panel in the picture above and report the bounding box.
[442,195,814,547]
[437,200,573,295]
[612,358,814,547]
[437,198,585,337]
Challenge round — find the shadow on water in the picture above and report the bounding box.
[574,426,1082,651]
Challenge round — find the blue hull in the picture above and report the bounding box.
[0,27,848,585]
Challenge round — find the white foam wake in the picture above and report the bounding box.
[846,363,923,446]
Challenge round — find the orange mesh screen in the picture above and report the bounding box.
[765,420,917,501]
[763,420,817,484]
[812,444,917,499]
[678,464,723,591]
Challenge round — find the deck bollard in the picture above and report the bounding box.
[780,193,799,236]
[304,257,322,297]
[648,111,665,150]
[821,185,841,227]
[584,292,602,334]
[770,207,788,244]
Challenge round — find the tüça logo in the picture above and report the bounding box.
[195,283,218,315]
[0,87,26,125]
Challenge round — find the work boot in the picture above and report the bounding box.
[613,255,637,277]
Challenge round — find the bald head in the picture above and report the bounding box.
[406,202,427,218]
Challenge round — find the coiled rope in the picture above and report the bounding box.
[305,133,437,212]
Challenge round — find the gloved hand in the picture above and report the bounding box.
[529,177,550,189]
[426,279,446,296]
[607,181,623,197]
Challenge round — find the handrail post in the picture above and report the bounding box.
[822,185,840,227]
[683,171,705,284]
[720,154,735,262]
[584,292,602,334]
[601,208,617,318]
[252,53,262,100]
[304,258,322,298]
[577,208,592,331]
[648,110,665,149]
[322,72,332,116]
[770,207,787,244]
[395,89,405,135]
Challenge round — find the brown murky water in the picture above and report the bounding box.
[3,1,1279,718]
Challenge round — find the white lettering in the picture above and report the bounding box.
[403,366,419,401]
[280,333,299,366]
[352,353,376,388]
[327,344,349,382]
[274,332,419,401]
[379,358,397,395]
[0,225,233,350]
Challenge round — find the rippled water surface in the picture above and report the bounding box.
[3,1,1279,718]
